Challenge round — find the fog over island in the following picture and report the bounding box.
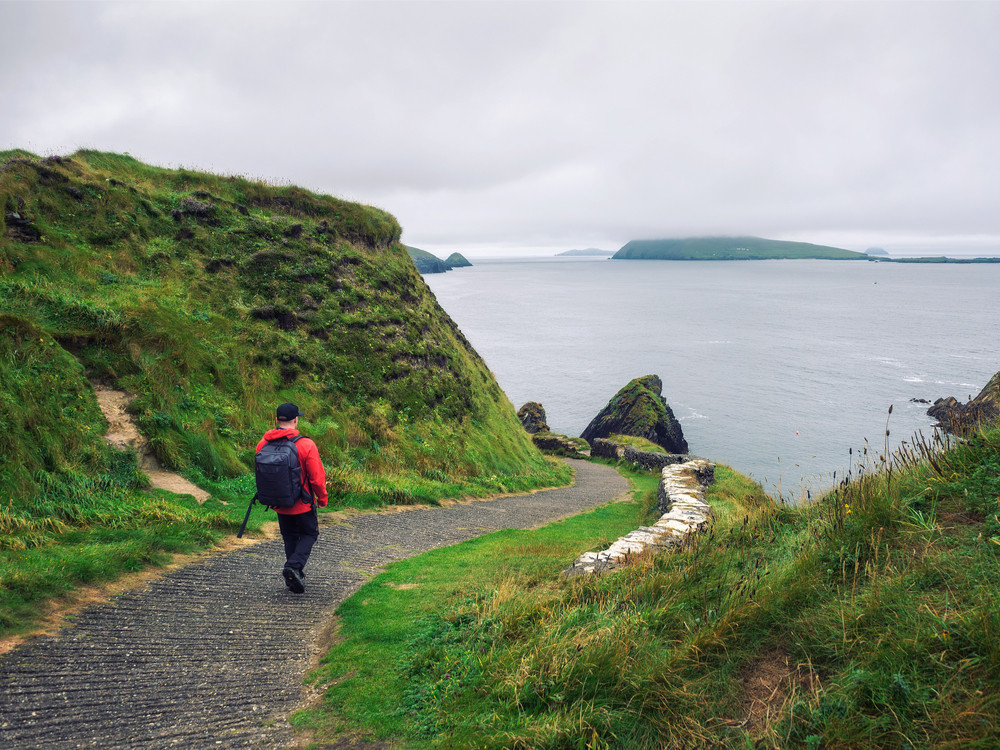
[3,1,1000,259]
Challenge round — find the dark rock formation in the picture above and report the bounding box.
[928,371,1000,433]
[517,402,549,434]
[446,252,472,267]
[4,211,41,242]
[581,375,688,453]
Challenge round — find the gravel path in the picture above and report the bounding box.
[0,460,627,749]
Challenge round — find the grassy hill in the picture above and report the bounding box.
[0,150,567,635]
[614,236,867,260]
[301,421,1000,748]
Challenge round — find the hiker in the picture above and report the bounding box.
[255,402,328,593]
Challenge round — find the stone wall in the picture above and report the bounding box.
[590,437,692,471]
[566,459,715,576]
[658,460,714,515]
[532,433,583,454]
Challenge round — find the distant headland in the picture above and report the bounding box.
[868,255,1000,264]
[611,236,1000,263]
[612,236,866,261]
[405,245,473,274]
[556,248,614,257]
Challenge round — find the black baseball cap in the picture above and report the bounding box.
[276,402,305,421]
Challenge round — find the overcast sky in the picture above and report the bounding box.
[3,1,1000,257]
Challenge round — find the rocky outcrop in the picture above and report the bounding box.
[580,375,688,453]
[517,401,549,433]
[4,211,42,242]
[590,437,691,471]
[567,459,714,575]
[928,370,1000,432]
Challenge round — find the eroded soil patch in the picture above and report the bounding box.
[740,649,817,737]
[93,383,210,502]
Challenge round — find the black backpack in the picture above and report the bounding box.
[254,436,311,508]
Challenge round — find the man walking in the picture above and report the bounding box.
[255,402,328,593]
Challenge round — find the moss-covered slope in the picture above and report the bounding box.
[0,150,561,507]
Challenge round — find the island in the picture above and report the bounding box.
[405,245,473,274]
[556,248,614,257]
[612,236,867,261]
[446,252,472,267]
[871,256,1000,264]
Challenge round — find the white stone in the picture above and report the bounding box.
[569,459,715,575]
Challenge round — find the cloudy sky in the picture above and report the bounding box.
[3,0,999,257]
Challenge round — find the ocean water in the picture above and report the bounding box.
[424,258,1000,498]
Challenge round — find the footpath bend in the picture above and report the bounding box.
[0,460,627,749]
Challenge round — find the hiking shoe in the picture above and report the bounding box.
[282,566,305,594]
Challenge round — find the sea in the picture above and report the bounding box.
[424,258,1000,499]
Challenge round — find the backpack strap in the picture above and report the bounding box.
[288,435,313,505]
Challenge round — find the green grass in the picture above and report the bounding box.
[607,433,667,453]
[0,150,568,636]
[295,464,664,747]
[301,422,1000,748]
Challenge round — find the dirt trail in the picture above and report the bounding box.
[93,385,210,503]
[0,460,628,749]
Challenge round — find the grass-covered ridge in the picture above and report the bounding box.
[302,422,1000,748]
[0,150,567,635]
[614,236,867,260]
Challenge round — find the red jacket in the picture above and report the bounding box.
[256,428,329,514]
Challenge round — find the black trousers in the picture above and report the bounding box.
[276,507,319,572]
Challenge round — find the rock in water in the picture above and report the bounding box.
[517,402,549,434]
[928,370,1000,432]
[581,375,688,453]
